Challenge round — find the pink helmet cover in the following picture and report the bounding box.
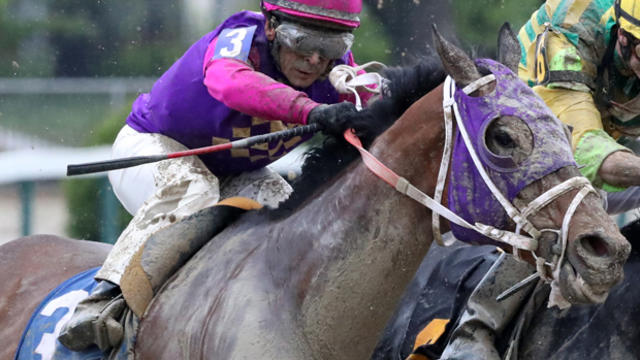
[263,0,361,28]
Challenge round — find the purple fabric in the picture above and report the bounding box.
[126,11,351,176]
[448,59,576,245]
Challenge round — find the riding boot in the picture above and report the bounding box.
[58,280,126,352]
[119,200,260,316]
[440,252,537,360]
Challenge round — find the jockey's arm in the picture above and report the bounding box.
[204,52,317,124]
[533,85,639,190]
[203,37,369,125]
[599,150,640,187]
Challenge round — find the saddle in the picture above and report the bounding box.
[120,197,263,317]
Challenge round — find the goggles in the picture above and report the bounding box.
[275,22,354,60]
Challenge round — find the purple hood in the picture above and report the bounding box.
[448,58,576,245]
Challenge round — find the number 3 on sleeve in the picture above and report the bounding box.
[212,25,257,62]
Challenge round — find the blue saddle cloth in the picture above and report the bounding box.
[14,267,104,360]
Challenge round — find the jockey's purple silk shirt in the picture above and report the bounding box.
[448,59,577,246]
[126,11,357,176]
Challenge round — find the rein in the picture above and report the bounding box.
[329,61,388,110]
[337,69,597,291]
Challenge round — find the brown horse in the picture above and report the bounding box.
[0,235,111,360]
[0,27,631,359]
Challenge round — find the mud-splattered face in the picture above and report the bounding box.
[513,167,630,306]
[448,59,577,244]
[278,45,331,88]
[446,59,630,305]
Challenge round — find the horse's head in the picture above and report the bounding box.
[432,24,630,306]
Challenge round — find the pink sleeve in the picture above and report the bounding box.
[203,37,319,125]
[337,52,376,106]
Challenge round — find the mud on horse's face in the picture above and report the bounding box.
[433,24,630,306]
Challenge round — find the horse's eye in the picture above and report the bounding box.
[481,116,533,170]
[494,130,515,148]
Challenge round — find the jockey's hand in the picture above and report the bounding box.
[308,102,358,136]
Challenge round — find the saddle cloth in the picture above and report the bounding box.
[14,267,104,360]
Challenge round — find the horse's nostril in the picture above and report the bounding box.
[580,235,610,257]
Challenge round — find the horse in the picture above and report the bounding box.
[0,236,111,360]
[371,218,640,360]
[0,25,631,359]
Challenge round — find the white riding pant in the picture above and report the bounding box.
[97,125,293,284]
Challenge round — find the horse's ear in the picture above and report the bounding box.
[497,22,521,74]
[432,23,482,87]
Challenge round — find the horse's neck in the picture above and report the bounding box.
[298,84,449,359]
[370,83,447,193]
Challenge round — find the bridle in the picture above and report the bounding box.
[441,75,597,277]
[333,66,598,302]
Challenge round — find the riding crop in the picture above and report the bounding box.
[66,123,321,176]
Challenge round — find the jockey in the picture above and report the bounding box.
[58,0,372,353]
[518,0,640,214]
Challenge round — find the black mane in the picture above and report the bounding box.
[268,56,446,218]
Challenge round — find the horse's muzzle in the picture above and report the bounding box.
[562,231,631,304]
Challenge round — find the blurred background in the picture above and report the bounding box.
[0,0,545,244]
